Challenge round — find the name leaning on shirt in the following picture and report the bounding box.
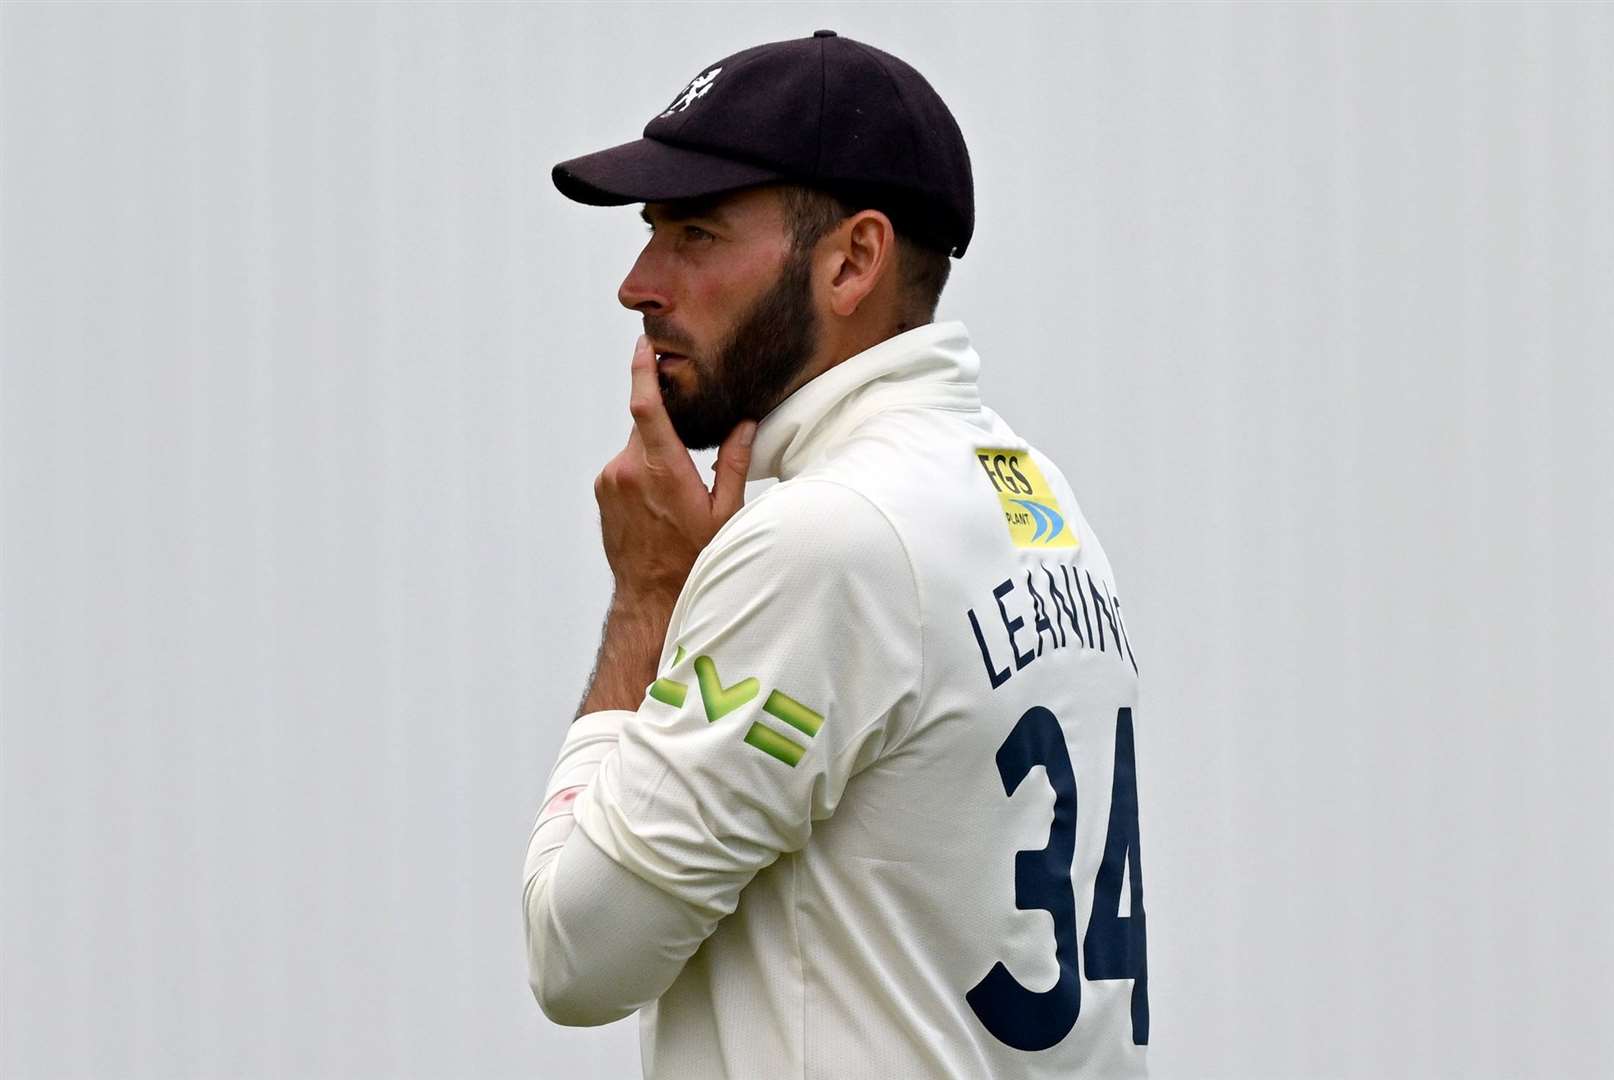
[965,560,1139,692]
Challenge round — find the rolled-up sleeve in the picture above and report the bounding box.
[525,806,712,1025]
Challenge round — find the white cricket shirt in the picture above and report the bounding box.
[525,321,1150,1078]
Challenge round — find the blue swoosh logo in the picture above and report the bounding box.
[1010,498,1065,543]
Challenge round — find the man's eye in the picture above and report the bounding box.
[642,223,713,242]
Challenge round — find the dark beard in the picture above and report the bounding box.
[652,250,819,451]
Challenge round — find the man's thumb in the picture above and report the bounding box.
[711,420,757,516]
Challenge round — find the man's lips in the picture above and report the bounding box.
[655,351,688,368]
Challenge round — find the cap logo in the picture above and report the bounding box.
[660,66,723,117]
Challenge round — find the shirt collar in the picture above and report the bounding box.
[747,320,981,482]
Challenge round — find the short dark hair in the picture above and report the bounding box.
[777,184,952,323]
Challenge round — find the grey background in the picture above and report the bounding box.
[3,2,1611,1078]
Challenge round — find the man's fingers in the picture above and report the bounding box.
[628,334,682,457]
[711,420,757,518]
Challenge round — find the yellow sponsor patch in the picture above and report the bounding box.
[975,448,1079,549]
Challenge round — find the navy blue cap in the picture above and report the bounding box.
[552,31,975,258]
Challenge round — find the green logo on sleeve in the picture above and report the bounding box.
[694,655,760,721]
[761,689,822,736]
[648,645,825,768]
[649,645,690,707]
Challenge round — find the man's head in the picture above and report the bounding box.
[619,182,954,448]
[552,30,972,447]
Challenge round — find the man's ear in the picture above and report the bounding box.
[824,209,896,318]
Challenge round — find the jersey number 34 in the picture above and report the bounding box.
[966,706,1149,1051]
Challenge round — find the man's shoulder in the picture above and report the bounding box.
[676,472,921,654]
[718,473,910,574]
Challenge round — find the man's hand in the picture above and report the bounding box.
[577,336,755,718]
[593,334,757,610]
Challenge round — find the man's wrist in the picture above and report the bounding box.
[574,586,679,718]
[607,583,680,621]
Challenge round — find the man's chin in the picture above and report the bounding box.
[672,428,723,452]
[662,399,724,451]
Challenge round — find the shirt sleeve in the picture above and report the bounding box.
[522,710,715,1026]
[522,477,923,1025]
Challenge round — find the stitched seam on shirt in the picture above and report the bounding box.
[790,477,927,759]
[791,852,807,1080]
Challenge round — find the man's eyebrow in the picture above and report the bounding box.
[639,200,729,226]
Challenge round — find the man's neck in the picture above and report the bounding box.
[792,314,932,399]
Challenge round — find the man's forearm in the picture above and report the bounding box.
[575,590,677,718]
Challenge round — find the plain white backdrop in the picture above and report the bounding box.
[3,2,1611,1078]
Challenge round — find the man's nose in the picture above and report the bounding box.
[617,249,670,313]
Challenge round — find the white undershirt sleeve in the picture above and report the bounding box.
[523,710,715,1026]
